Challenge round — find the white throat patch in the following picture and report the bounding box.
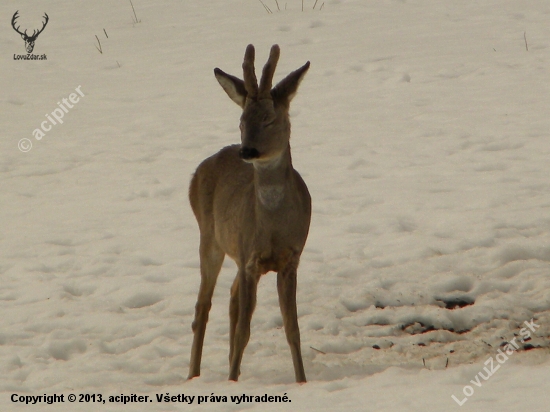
[258,185,285,210]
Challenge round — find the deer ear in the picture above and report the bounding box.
[271,61,310,106]
[214,68,247,108]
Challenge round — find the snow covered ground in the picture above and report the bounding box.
[1,0,550,410]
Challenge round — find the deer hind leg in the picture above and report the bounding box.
[228,264,259,381]
[277,258,306,383]
[188,234,224,379]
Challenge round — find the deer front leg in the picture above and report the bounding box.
[228,265,259,381]
[228,275,239,368]
[188,237,224,380]
[277,258,306,383]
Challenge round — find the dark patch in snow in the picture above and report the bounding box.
[401,321,470,335]
[435,296,475,309]
[401,322,435,335]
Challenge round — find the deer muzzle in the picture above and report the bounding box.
[239,147,260,160]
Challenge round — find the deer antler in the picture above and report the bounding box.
[11,11,49,40]
[11,11,26,37]
[259,45,280,99]
[30,13,49,40]
[242,44,259,100]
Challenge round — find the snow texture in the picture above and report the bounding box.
[1,0,550,410]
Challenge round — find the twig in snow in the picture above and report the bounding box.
[258,0,272,13]
[95,35,103,54]
[104,28,108,38]
[275,0,280,11]
[310,346,326,355]
[524,31,529,51]
[130,0,141,23]
[313,0,318,9]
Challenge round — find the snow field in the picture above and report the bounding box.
[1,0,550,410]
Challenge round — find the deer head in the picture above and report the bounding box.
[12,11,49,54]
[214,45,310,165]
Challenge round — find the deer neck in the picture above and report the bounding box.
[252,146,293,212]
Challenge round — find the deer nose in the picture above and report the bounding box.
[239,147,260,160]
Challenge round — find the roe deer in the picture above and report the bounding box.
[188,44,311,382]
